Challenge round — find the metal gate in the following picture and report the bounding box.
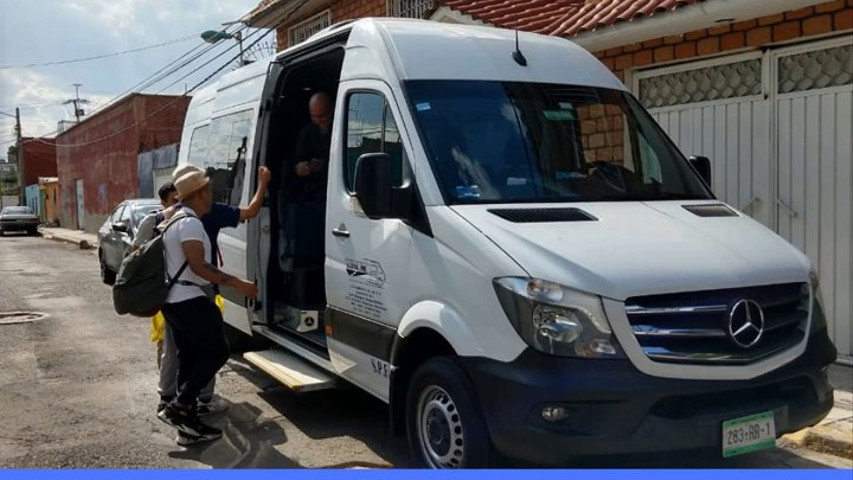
[635,37,853,358]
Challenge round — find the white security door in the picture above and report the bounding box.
[75,178,85,231]
[635,39,853,358]
[773,41,852,358]
[636,54,773,226]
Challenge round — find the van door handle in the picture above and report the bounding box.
[332,226,350,238]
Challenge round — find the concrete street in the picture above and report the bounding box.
[0,233,850,469]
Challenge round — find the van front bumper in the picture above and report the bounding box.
[459,328,836,466]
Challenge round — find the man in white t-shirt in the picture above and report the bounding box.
[156,169,258,443]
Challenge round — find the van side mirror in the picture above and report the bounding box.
[354,153,393,219]
[689,155,712,188]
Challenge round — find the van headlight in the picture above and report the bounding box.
[809,271,828,334]
[494,277,624,358]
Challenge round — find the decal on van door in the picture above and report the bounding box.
[344,258,387,321]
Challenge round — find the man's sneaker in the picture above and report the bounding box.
[197,396,229,416]
[157,396,173,414]
[158,402,204,437]
[176,429,222,447]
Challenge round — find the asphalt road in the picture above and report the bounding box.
[0,233,849,469]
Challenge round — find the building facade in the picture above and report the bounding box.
[39,177,59,225]
[55,94,190,233]
[20,137,57,187]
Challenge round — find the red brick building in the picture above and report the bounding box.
[19,137,57,187]
[56,94,190,233]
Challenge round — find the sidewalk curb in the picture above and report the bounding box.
[782,421,853,460]
[38,229,95,250]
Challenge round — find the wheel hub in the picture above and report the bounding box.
[417,385,464,468]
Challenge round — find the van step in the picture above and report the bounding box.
[243,350,336,393]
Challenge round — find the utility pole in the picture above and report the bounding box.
[15,107,23,205]
[64,83,90,123]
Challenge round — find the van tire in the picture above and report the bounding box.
[406,356,492,469]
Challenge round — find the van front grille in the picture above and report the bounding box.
[624,283,808,365]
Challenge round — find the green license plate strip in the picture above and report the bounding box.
[722,411,777,458]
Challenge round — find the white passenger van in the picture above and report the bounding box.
[177,18,837,468]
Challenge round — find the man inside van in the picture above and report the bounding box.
[157,169,258,444]
[291,92,333,201]
[157,164,271,422]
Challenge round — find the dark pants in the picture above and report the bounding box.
[161,296,229,408]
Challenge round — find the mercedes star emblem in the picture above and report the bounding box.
[728,299,765,349]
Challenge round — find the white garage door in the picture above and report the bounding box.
[636,38,853,358]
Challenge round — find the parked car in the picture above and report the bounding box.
[0,206,39,236]
[98,198,160,285]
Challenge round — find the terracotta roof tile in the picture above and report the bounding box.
[436,0,705,37]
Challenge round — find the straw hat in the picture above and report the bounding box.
[173,164,204,180]
[175,170,210,200]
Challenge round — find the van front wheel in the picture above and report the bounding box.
[406,357,492,469]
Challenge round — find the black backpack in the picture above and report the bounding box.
[112,211,194,317]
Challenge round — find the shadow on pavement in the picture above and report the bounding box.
[228,359,409,467]
[168,401,303,468]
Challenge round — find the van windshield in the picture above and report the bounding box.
[405,81,712,204]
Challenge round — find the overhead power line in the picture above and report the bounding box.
[0,35,197,69]
[39,0,310,149]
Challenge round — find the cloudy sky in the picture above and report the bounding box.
[0,0,271,157]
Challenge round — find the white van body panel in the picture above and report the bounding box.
[175,59,271,335]
[452,202,812,301]
[338,19,624,88]
[327,337,391,402]
[398,207,530,362]
[325,79,416,328]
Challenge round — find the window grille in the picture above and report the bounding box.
[777,45,852,94]
[638,59,763,109]
[387,0,434,19]
[288,10,332,46]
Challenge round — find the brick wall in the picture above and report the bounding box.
[21,138,57,186]
[585,107,625,164]
[276,0,387,50]
[56,94,189,232]
[593,0,853,83]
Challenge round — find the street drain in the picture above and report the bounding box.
[0,311,47,325]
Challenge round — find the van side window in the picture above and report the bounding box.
[345,92,406,192]
[186,125,210,167]
[207,110,253,206]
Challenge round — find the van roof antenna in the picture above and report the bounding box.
[512,30,527,67]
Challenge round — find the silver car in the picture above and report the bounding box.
[97,199,160,285]
[0,206,39,236]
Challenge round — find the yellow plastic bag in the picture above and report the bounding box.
[151,311,165,343]
[150,295,226,343]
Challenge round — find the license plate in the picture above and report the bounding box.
[722,411,776,457]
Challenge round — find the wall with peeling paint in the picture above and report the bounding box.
[55,94,190,232]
